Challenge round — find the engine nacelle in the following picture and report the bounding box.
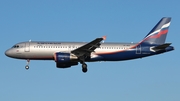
[54,52,78,63]
[56,62,78,68]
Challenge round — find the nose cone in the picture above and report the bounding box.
[5,49,12,57]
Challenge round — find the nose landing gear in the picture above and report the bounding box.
[25,65,29,70]
[25,59,30,70]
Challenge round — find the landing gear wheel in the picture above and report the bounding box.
[25,59,30,70]
[82,64,88,73]
[25,65,29,70]
[82,63,87,68]
[82,68,87,73]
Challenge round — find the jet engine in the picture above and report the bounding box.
[54,52,78,63]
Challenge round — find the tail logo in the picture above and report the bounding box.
[144,22,170,40]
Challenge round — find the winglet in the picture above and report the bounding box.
[102,36,107,40]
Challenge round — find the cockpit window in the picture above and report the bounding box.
[12,45,16,48]
[12,45,20,48]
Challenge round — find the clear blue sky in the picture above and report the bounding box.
[0,0,179,101]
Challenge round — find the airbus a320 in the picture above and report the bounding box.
[5,17,174,73]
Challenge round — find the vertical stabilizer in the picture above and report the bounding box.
[141,17,171,45]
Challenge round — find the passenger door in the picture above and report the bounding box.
[25,42,30,52]
[136,45,141,54]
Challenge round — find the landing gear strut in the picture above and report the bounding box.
[25,59,30,70]
[80,61,88,73]
[79,56,88,73]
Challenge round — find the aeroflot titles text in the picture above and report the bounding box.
[37,42,61,44]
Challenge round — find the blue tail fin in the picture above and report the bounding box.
[141,17,171,45]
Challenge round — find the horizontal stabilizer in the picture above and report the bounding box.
[152,43,171,50]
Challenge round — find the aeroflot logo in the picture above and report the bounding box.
[37,42,62,44]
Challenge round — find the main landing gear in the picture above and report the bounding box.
[80,60,88,73]
[25,59,30,70]
[79,56,88,73]
[82,63,87,73]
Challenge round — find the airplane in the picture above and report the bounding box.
[5,17,174,73]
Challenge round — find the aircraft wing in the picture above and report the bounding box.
[71,36,106,57]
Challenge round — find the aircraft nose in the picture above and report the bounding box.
[5,49,12,57]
